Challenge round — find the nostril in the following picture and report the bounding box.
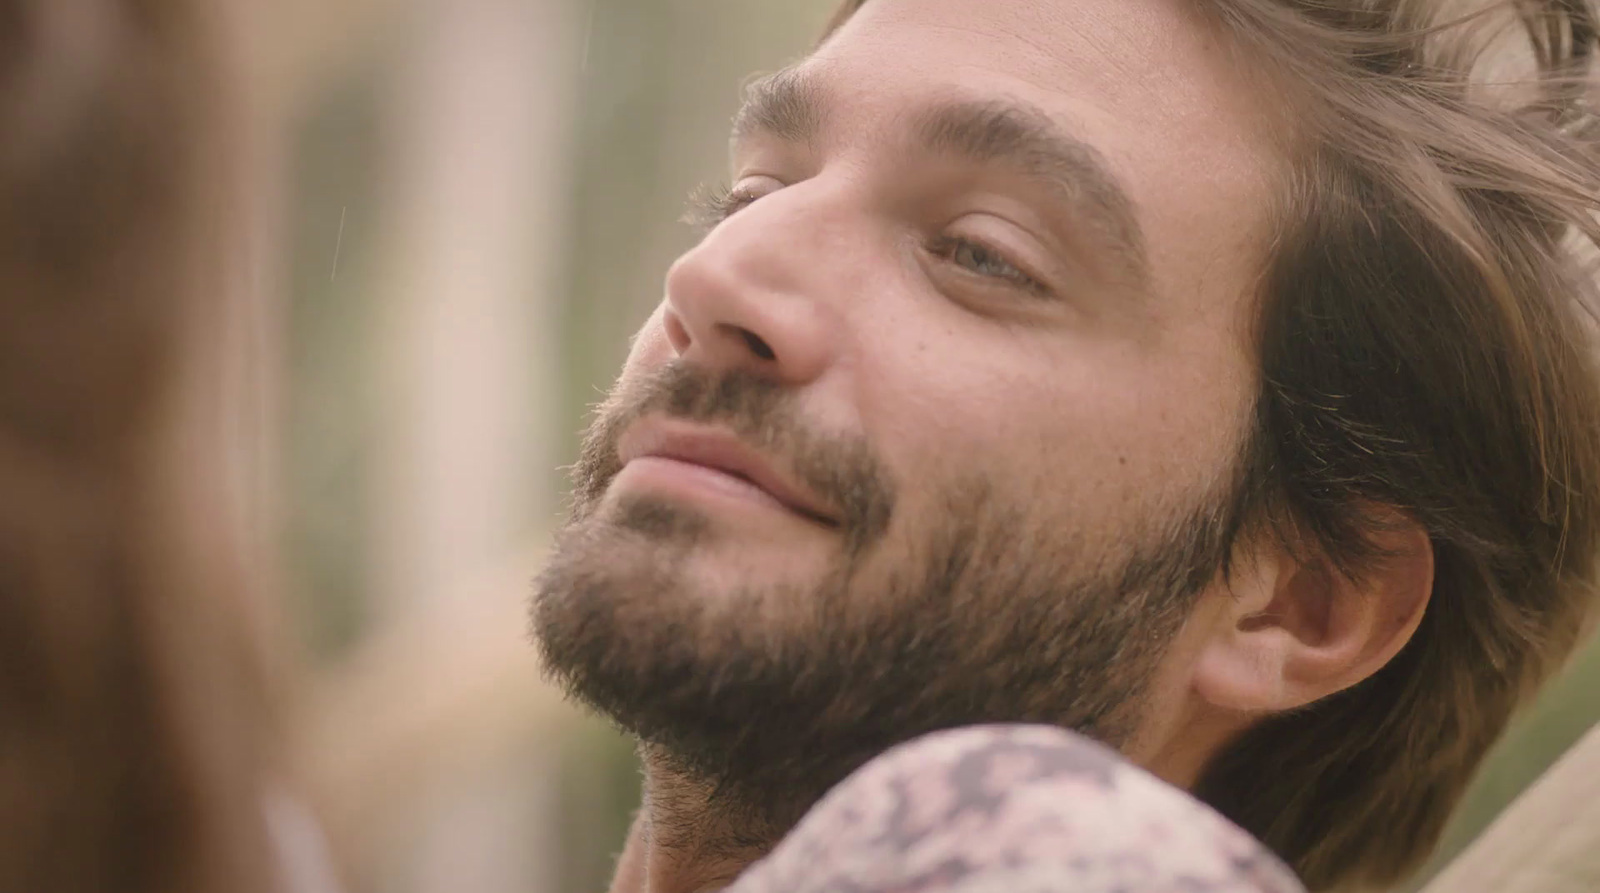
[740,328,777,361]
[663,308,693,355]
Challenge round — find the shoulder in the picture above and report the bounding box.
[730,724,1305,893]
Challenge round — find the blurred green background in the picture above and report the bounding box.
[261,2,1600,891]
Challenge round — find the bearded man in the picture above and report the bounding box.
[533,1,1600,891]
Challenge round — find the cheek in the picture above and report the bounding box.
[621,304,675,374]
[856,325,1250,540]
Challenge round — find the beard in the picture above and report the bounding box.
[533,363,1245,843]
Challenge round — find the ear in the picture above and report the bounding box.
[1193,510,1434,714]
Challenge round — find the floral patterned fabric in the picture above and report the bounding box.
[728,725,1306,893]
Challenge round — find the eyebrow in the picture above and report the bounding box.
[731,68,1150,287]
[733,68,825,144]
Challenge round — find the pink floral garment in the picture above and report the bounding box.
[727,725,1306,893]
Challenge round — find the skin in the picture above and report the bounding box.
[536,1,1435,891]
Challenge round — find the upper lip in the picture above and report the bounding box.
[617,418,838,527]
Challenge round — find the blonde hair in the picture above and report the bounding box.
[823,2,1600,890]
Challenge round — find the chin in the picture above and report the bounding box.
[535,500,830,646]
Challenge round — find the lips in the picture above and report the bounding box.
[615,419,838,527]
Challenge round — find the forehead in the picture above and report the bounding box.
[803,0,1288,319]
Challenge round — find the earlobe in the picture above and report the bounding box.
[1194,516,1434,715]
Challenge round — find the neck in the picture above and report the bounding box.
[608,747,779,893]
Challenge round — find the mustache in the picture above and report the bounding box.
[572,363,895,549]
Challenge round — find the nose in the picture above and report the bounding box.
[661,196,843,386]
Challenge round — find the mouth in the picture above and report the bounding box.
[615,419,840,529]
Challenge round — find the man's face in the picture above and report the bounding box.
[535,0,1284,822]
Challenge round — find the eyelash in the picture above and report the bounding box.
[925,235,1045,294]
[684,182,758,232]
[685,181,1046,295]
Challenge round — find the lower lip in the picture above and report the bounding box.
[612,455,796,516]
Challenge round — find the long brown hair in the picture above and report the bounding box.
[0,2,281,892]
[824,2,1600,890]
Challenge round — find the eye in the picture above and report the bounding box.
[927,235,1045,294]
[684,177,782,231]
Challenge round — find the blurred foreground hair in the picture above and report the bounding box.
[0,2,280,892]
[825,1,1600,890]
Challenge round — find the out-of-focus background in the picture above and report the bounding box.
[244,2,1599,891]
[263,3,841,891]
